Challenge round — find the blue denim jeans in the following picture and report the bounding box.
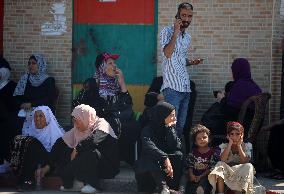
[162,88,190,136]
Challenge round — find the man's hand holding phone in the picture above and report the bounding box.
[174,18,182,35]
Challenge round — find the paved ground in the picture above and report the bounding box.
[258,176,284,193]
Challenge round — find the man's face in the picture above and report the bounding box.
[179,8,193,29]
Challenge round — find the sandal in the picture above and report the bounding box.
[264,170,282,178]
[271,173,284,180]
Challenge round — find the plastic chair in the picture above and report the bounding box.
[237,92,271,167]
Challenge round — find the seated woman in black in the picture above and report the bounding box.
[73,52,140,165]
[51,104,119,193]
[262,119,284,179]
[202,58,262,138]
[135,102,183,194]
[0,57,19,172]
[13,54,56,113]
[9,106,64,191]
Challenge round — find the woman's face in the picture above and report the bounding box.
[28,58,38,74]
[73,117,87,132]
[34,110,47,129]
[195,132,209,148]
[164,110,176,127]
[228,129,243,145]
[105,58,117,77]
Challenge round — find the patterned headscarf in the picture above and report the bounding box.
[13,54,49,96]
[63,104,117,148]
[0,67,11,90]
[23,106,65,152]
[94,52,120,97]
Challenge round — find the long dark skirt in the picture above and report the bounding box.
[10,136,49,184]
[52,138,118,189]
[136,153,183,192]
[119,118,141,165]
[0,117,23,163]
[268,123,284,172]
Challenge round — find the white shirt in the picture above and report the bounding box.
[160,25,191,93]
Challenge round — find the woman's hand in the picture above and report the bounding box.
[20,103,32,110]
[115,68,127,92]
[164,158,173,178]
[189,174,197,182]
[71,148,78,161]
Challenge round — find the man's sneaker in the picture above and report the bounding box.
[160,187,170,194]
[81,184,97,194]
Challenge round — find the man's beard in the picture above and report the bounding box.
[181,21,190,29]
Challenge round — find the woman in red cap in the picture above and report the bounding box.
[73,52,140,165]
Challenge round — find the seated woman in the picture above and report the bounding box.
[9,106,64,191]
[49,104,119,194]
[73,52,140,165]
[202,58,262,138]
[140,76,164,128]
[13,54,56,113]
[135,102,183,194]
[208,122,254,194]
[0,57,21,173]
[262,119,284,179]
[223,58,262,136]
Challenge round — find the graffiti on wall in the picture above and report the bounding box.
[41,1,67,36]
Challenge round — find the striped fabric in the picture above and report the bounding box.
[160,25,191,93]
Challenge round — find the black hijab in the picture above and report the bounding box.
[149,102,175,136]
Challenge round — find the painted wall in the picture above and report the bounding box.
[73,0,157,112]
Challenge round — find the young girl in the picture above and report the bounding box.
[184,124,219,194]
[208,121,254,194]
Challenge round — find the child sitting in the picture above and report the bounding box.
[184,124,220,194]
[208,121,254,194]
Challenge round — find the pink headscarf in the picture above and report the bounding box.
[63,104,117,148]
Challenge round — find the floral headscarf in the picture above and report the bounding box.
[94,52,120,97]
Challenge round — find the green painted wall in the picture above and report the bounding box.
[72,24,157,85]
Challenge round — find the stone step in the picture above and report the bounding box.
[0,163,138,193]
[101,165,137,192]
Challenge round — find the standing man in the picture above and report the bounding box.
[160,2,201,137]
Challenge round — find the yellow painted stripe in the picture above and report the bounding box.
[73,84,149,112]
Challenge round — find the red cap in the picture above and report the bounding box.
[102,52,119,61]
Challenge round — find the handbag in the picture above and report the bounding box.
[253,176,266,194]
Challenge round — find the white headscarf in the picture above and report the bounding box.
[13,54,49,96]
[63,104,117,148]
[23,106,65,152]
[0,67,11,90]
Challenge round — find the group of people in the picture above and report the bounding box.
[0,2,275,194]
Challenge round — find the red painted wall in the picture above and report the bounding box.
[74,0,154,24]
[0,0,3,56]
